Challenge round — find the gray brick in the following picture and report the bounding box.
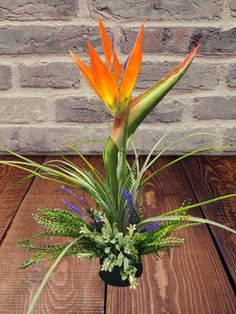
[0,65,12,90]
[121,27,236,55]
[169,129,219,153]
[194,28,236,55]
[137,62,218,91]
[0,25,103,55]
[193,97,236,120]
[226,65,236,88]
[56,96,184,124]
[0,125,108,154]
[229,0,236,17]
[121,27,194,54]
[56,97,112,122]
[131,127,219,154]
[153,0,223,20]
[20,63,80,88]
[144,99,184,123]
[223,129,236,150]
[0,125,222,154]
[0,97,48,123]
[0,0,78,21]
[0,127,20,152]
[89,0,223,20]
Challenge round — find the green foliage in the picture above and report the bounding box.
[1,138,236,290]
[19,252,47,269]
[18,240,96,269]
[92,218,140,289]
[32,208,84,237]
[135,218,186,254]
[17,208,98,269]
[18,205,204,288]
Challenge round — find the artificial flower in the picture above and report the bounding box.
[69,19,144,116]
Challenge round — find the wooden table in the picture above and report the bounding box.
[0,156,235,313]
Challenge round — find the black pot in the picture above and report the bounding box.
[99,259,143,287]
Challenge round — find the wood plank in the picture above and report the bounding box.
[182,156,236,291]
[0,156,45,242]
[106,157,236,314]
[0,156,105,313]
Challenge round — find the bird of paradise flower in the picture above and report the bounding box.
[69,19,199,202]
[69,19,144,117]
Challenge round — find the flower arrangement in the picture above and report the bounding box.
[0,20,235,311]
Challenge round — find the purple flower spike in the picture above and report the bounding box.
[61,198,86,217]
[60,185,88,205]
[121,188,138,224]
[139,221,161,233]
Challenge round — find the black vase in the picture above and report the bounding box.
[99,259,143,287]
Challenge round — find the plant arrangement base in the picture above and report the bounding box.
[99,260,143,287]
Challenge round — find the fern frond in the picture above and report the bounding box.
[32,208,85,237]
[141,236,185,255]
[18,241,98,269]
[19,252,47,269]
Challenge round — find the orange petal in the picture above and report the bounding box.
[98,19,122,82]
[87,41,118,112]
[119,23,144,106]
[98,19,113,72]
[113,51,122,81]
[69,50,103,100]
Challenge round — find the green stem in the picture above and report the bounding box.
[103,137,119,207]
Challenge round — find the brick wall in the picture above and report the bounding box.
[0,0,235,154]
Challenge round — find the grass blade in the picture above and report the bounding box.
[137,215,236,234]
[27,238,78,314]
[141,145,236,185]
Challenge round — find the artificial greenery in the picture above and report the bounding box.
[14,143,235,291]
[0,19,235,313]
[17,195,195,289]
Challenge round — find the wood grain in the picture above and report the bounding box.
[106,157,236,314]
[0,156,44,241]
[0,156,105,314]
[182,156,236,291]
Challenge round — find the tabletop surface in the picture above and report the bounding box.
[0,155,235,314]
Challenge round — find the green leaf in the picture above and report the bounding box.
[123,256,129,271]
[138,215,236,234]
[141,144,236,185]
[27,238,79,314]
[103,137,119,211]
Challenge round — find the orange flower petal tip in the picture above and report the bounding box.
[69,20,144,116]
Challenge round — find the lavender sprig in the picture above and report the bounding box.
[61,198,86,217]
[139,221,161,233]
[121,188,139,224]
[60,185,88,205]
